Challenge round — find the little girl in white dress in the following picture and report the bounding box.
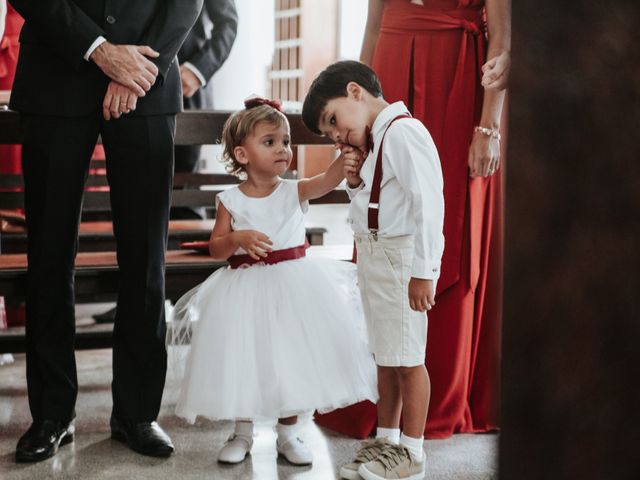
[169,97,377,466]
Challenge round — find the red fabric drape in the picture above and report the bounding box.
[315,0,503,439]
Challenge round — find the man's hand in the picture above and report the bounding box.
[102,81,139,121]
[180,65,201,98]
[408,278,435,312]
[233,230,273,261]
[339,144,364,188]
[91,42,160,97]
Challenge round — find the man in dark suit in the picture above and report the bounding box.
[172,0,238,219]
[92,0,237,320]
[8,0,203,462]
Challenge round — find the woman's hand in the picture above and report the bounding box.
[481,51,511,91]
[468,131,500,178]
[233,230,273,260]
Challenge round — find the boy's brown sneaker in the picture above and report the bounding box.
[339,438,393,479]
[357,444,425,480]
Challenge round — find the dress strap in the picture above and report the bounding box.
[367,114,413,235]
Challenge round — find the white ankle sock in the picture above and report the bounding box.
[400,433,424,462]
[234,420,254,438]
[276,422,299,444]
[376,427,400,444]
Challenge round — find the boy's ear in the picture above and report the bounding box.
[234,146,249,165]
[346,81,363,100]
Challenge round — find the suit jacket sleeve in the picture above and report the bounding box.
[8,0,106,69]
[139,0,204,84]
[187,0,238,84]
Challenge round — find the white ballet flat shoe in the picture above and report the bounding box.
[218,434,253,464]
[277,437,313,466]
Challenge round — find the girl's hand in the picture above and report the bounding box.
[481,51,511,91]
[339,144,364,188]
[468,131,500,178]
[233,230,273,260]
[408,278,435,312]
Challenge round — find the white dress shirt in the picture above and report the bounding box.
[347,101,445,280]
[181,62,206,87]
[84,36,106,61]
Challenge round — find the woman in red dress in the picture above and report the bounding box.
[316,0,510,439]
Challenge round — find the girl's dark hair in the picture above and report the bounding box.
[302,60,383,135]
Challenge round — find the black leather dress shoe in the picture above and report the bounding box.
[15,420,75,463]
[110,416,174,457]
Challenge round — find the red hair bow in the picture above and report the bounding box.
[244,95,282,111]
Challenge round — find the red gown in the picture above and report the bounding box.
[0,5,24,175]
[315,0,503,438]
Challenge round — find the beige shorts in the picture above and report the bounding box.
[355,233,427,367]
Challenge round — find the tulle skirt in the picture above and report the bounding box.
[167,257,378,422]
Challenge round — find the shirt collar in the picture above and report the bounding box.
[370,101,410,142]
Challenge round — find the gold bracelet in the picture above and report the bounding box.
[474,126,501,141]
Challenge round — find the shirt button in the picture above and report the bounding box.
[106,15,116,24]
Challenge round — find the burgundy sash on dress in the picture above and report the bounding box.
[227,241,309,269]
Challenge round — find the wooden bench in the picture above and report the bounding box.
[0,110,351,351]
[0,170,334,253]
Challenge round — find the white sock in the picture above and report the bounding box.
[234,420,254,438]
[276,422,299,445]
[376,427,400,444]
[400,433,424,462]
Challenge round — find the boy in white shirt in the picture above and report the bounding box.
[303,61,444,480]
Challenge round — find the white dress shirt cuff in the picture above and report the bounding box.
[84,36,107,61]
[345,181,364,200]
[411,258,441,280]
[182,62,207,87]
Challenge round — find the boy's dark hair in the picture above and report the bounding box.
[302,60,383,135]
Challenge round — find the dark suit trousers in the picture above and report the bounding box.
[21,111,175,424]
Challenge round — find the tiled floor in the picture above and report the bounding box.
[0,345,497,480]
[0,207,498,479]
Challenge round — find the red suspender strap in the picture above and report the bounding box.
[367,114,412,234]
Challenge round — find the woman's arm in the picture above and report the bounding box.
[481,0,511,90]
[359,0,384,66]
[0,0,7,41]
[468,0,511,177]
[208,202,272,260]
